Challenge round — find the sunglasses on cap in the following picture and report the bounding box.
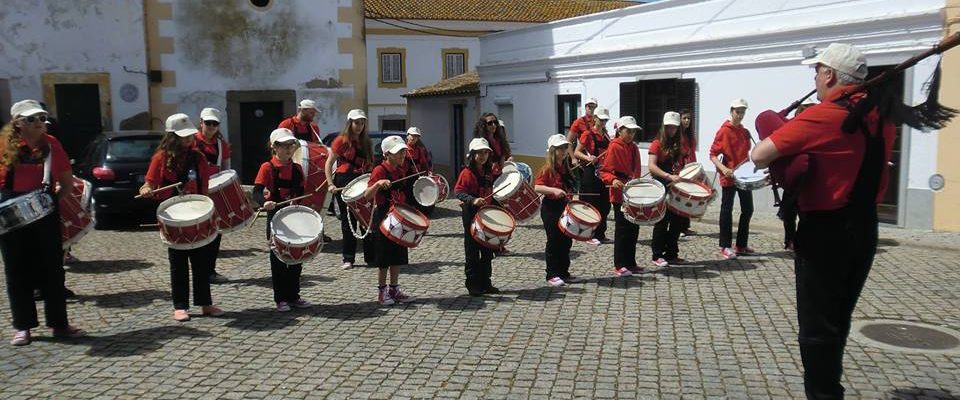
[20,115,47,123]
[485,120,498,126]
[203,120,220,127]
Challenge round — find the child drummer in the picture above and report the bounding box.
[252,128,312,312]
[648,112,688,268]
[364,136,416,306]
[709,98,755,260]
[600,116,645,277]
[534,134,578,286]
[454,138,499,297]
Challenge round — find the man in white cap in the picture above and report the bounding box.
[752,43,897,399]
[709,97,755,260]
[278,99,322,143]
[567,97,600,155]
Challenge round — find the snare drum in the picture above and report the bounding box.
[0,190,56,236]
[156,195,218,250]
[412,174,449,207]
[340,173,373,229]
[502,161,533,185]
[469,206,516,250]
[208,169,255,233]
[667,180,714,219]
[734,162,770,191]
[678,162,708,186]
[58,177,94,248]
[379,203,430,248]
[621,178,667,225]
[293,140,330,212]
[492,171,540,222]
[558,200,601,241]
[270,205,324,265]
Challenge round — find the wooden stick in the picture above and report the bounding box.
[389,171,426,186]
[134,182,182,199]
[572,150,607,170]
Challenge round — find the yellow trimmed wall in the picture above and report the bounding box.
[935,0,960,231]
[338,0,367,114]
[144,0,177,131]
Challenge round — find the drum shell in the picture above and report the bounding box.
[59,177,94,249]
[156,194,218,250]
[293,140,330,213]
[557,200,601,241]
[621,178,667,225]
[207,170,256,233]
[666,179,714,219]
[340,173,373,229]
[378,203,430,248]
[0,190,57,236]
[492,172,541,222]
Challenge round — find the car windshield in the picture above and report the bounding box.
[106,138,160,163]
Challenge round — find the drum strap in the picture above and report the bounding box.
[270,163,305,200]
[2,151,53,198]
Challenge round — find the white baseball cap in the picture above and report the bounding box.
[498,119,505,127]
[347,109,366,120]
[730,98,749,109]
[299,99,319,111]
[10,100,46,118]
[270,128,297,145]
[594,107,610,120]
[200,107,221,122]
[663,111,681,126]
[546,134,570,150]
[381,135,407,155]
[406,127,422,136]
[165,113,197,137]
[617,116,641,130]
[802,43,868,80]
[585,97,599,106]
[468,138,492,152]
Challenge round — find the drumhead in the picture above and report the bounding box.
[292,140,309,166]
[477,207,515,234]
[623,180,665,206]
[157,195,214,225]
[341,173,371,202]
[674,181,711,196]
[568,201,601,223]
[272,205,323,245]
[208,169,237,191]
[679,163,703,179]
[394,203,428,226]
[492,171,522,199]
[734,162,767,181]
[413,176,439,206]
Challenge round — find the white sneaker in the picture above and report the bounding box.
[547,277,566,287]
[586,238,601,246]
[378,286,395,306]
[341,261,353,270]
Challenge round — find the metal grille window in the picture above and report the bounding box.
[381,53,403,83]
[445,53,465,79]
[619,79,697,143]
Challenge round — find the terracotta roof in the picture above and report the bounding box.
[403,71,479,98]
[365,0,638,23]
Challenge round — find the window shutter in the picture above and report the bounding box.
[619,81,639,120]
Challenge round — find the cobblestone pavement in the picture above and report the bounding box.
[1,200,958,399]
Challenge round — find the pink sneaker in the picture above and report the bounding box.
[379,286,395,306]
[10,330,30,346]
[289,298,312,309]
[614,267,633,277]
[201,305,224,317]
[651,258,669,268]
[586,238,601,246]
[276,301,291,312]
[720,248,738,260]
[389,286,414,303]
[547,277,566,287]
[173,309,190,322]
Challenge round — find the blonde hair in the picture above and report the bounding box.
[537,143,571,180]
[0,122,49,171]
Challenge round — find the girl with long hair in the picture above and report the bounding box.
[573,106,613,245]
[454,138,499,297]
[648,112,689,268]
[534,134,578,286]
[324,109,374,270]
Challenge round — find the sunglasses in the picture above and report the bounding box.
[21,115,47,123]
[203,120,220,127]
[485,120,498,126]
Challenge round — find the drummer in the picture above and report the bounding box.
[573,105,612,246]
[1,100,85,346]
[405,127,436,215]
[709,98,755,260]
[473,113,511,173]
[253,128,312,312]
[324,109,374,270]
[648,112,688,268]
[365,135,417,305]
[534,134,578,286]
[678,108,698,237]
[278,99,323,143]
[139,113,224,322]
[196,107,230,284]
[455,138,499,296]
[600,116,646,277]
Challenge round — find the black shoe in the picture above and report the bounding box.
[484,286,501,294]
[322,234,333,242]
[64,287,76,299]
[209,273,229,284]
[33,289,43,301]
[468,290,485,297]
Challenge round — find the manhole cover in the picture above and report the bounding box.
[851,319,960,354]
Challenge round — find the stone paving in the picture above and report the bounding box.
[0,200,959,399]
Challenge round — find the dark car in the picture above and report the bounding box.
[74,131,164,228]
[321,130,404,165]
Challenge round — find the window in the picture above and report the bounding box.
[619,79,696,143]
[378,48,406,88]
[557,94,581,135]
[442,48,468,79]
[381,119,406,132]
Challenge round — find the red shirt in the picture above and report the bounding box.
[483,132,509,163]
[599,137,641,204]
[648,139,684,177]
[578,126,610,157]
[709,120,752,187]
[406,144,431,173]
[278,115,321,143]
[681,132,697,164]
[145,149,212,200]
[330,135,370,174]
[195,133,230,173]
[535,163,573,199]
[454,166,494,199]
[368,160,411,207]
[254,157,305,202]
[570,115,598,148]
[769,87,896,212]
[0,135,71,193]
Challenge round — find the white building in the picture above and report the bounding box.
[477,0,955,230]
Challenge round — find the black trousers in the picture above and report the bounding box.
[580,165,610,240]
[541,198,572,280]
[651,210,686,260]
[266,210,302,303]
[372,204,408,269]
[1,211,68,330]
[613,205,639,268]
[718,186,754,248]
[462,205,493,292]
[207,234,222,275]
[334,173,373,264]
[795,205,877,400]
[168,240,215,310]
[779,190,799,247]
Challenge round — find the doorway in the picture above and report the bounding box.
[54,83,103,161]
[239,101,285,183]
[557,94,581,135]
[867,66,904,225]
[451,103,465,178]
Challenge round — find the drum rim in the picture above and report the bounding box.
[341,173,372,202]
[389,203,430,230]
[208,169,238,191]
[156,195,216,226]
[271,205,324,243]
[623,178,666,206]
[271,236,322,264]
[475,205,516,234]
[670,179,714,199]
[565,200,602,225]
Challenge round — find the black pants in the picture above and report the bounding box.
[651,210,686,260]
[266,210,302,303]
[1,211,68,330]
[541,198,572,280]
[613,205,639,268]
[462,205,493,292]
[372,204,408,269]
[334,173,373,264]
[678,215,691,233]
[580,166,610,240]
[719,186,754,248]
[207,234,222,275]
[779,190,799,247]
[168,240,215,310]
[795,206,877,399]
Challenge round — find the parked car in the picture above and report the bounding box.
[74,131,164,228]
[321,130,403,165]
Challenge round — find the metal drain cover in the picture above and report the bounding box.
[851,319,960,354]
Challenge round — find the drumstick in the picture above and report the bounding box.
[388,171,427,186]
[572,150,607,170]
[134,182,182,199]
